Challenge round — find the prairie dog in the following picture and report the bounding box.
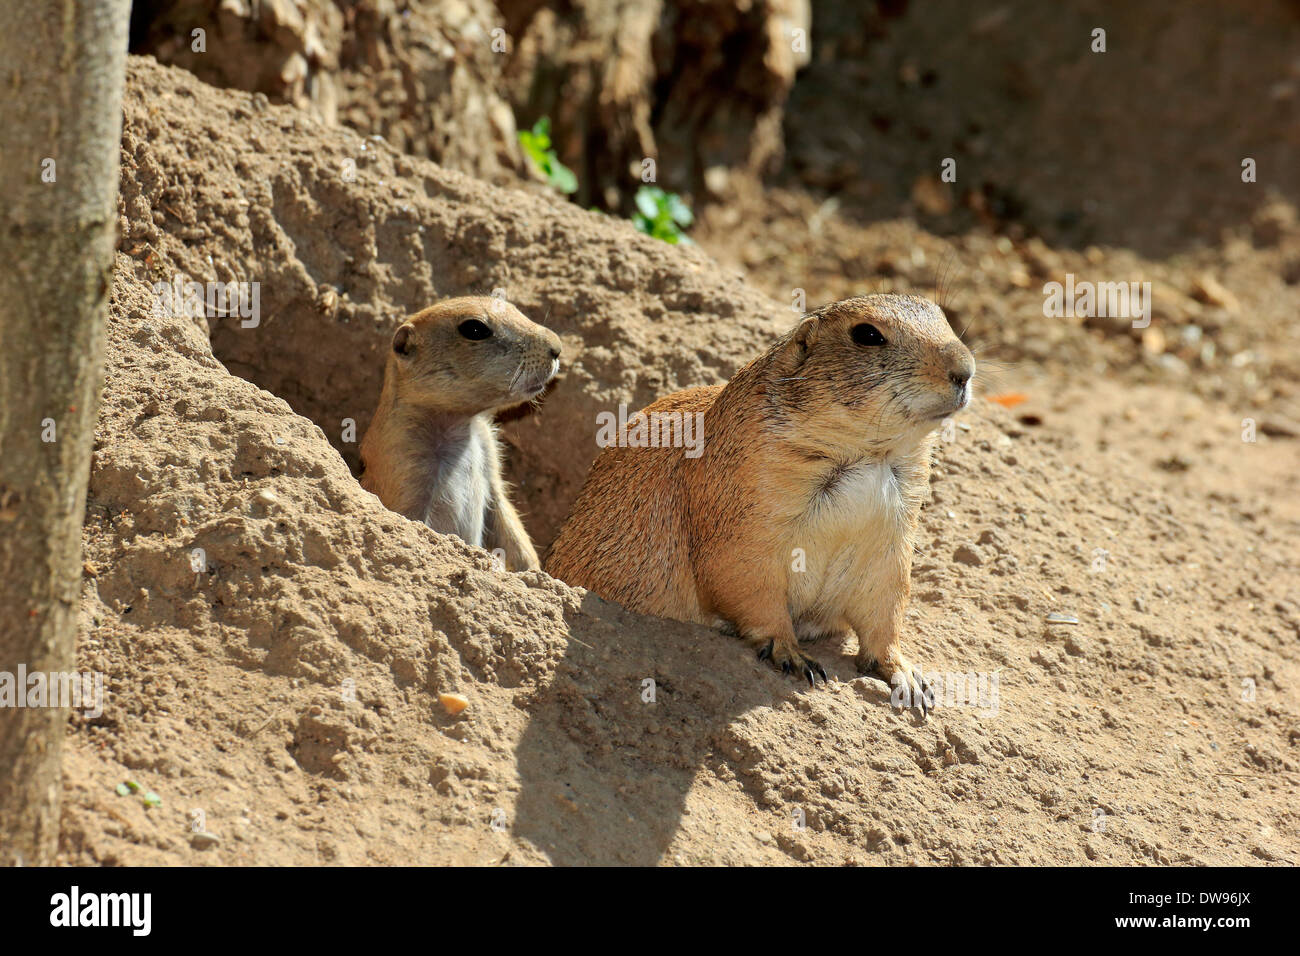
[360,296,561,570]
[546,294,974,711]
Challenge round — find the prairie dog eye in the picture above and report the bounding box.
[458,319,492,341]
[851,323,887,346]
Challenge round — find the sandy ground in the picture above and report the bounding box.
[53,53,1299,866]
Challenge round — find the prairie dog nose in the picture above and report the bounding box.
[542,329,562,361]
[948,351,975,390]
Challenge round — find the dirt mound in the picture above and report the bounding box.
[59,57,1298,865]
[115,56,783,546]
[130,0,524,182]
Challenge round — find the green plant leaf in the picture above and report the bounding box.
[635,186,662,218]
[518,116,577,195]
[668,194,693,227]
[631,185,693,243]
[551,163,578,195]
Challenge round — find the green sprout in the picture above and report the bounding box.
[115,780,162,808]
[632,186,693,244]
[518,117,578,195]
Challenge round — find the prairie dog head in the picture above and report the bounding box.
[386,296,562,416]
[769,294,974,454]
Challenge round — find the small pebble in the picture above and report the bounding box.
[190,831,221,849]
[439,693,469,716]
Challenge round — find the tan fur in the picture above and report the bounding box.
[361,296,561,570]
[546,294,974,709]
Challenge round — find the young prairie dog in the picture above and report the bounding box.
[546,294,974,713]
[360,296,561,570]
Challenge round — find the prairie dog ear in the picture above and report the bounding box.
[792,316,820,356]
[392,323,415,357]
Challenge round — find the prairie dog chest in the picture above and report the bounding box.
[421,421,494,547]
[785,460,910,608]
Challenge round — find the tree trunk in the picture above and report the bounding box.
[0,0,131,866]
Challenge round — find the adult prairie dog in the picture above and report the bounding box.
[546,294,974,712]
[360,296,561,570]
